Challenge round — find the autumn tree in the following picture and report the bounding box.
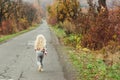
[0,0,42,35]
[47,0,80,23]
[47,0,81,34]
[47,1,58,25]
[0,0,12,24]
[57,0,80,22]
[0,0,15,34]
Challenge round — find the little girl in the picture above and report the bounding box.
[34,34,47,72]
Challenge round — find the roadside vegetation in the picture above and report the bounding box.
[0,24,38,43]
[51,25,120,80]
[0,0,43,38]
[48,0,120,80]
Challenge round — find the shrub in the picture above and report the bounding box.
[64,34,82,49]
[61,19,76,34]
[82,15,114,50]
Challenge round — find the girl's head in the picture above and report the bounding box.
[35,34,46,50]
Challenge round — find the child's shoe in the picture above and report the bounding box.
[41,68,44,71]
[38,65,41,72]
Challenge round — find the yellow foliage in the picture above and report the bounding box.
[47,0,80,22]
[82,48,90,52]
[47,1,58,17]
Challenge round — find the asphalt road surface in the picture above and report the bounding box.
[0,20,66,80]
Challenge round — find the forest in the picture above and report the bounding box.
[0,0,42,36]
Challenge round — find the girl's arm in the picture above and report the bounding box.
[44,46,47,55]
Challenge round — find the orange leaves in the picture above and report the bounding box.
[47,0,80,23]
[47,1,58,25]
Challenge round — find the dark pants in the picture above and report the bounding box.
[38,55,44,68]
[36,51,44,68]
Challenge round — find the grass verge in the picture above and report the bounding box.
[51,25,120,80]
[0,24,38,43]
[50,25,66,38]
[69,50,120,80]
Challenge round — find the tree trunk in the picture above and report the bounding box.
[97,0,108,14]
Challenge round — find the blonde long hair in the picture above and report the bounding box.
[34,34,46,50]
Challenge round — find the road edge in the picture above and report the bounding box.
[50,28,78,80]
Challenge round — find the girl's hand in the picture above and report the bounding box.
[44,52,47,56]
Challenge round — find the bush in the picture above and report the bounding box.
[61,19,76,34]
[64,34,82,49]
[81,16,115,50]
[81,7,120,50]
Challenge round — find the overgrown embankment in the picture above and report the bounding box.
[48,0,120,80]
[51,25,120,80]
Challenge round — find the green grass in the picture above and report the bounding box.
[0,24,38,43]
[50,25,82,49]
[50,25,66,38]
[69,50,120,80]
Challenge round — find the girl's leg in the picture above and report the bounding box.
[36,51,44,71]
[40,55,44,68]
[36,54,41,66]
[36,54,42,71]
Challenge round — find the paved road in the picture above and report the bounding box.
[0,21,66,80]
